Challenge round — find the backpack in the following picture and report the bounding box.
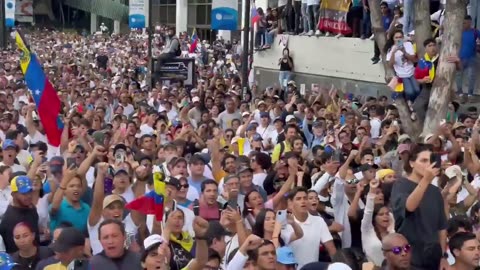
[172,38,182,57]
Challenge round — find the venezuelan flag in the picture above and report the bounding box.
[126,170,166,221]
[15,32,63,147]
[189,29,199,54]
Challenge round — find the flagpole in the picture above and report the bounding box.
[0,0,7,49]
[147,0,153,87]
[241,0,251,90]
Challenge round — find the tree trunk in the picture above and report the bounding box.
[368,0,422,138]
[414,0,432,58]
[422,0,466,135]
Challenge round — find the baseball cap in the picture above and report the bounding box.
[10,176,33,194]
[144,234,165,250]
[165,176,181,188]
[102,194,125,209]
[252,133,263,141]
[242,111,250,117]
[397,143,410,154]
[286,115,296,123]
[397,134,411,144]
[192,96,201,103]
[113,165,130,176]
[259,112,269,118]
[257,100,266,106]
[50,156,65,174]
[190,154,207,165]
[49,227,85,252]
[113,143,127,154]
[376,169,395,180]
[327,263,353,270]
[246,124,257,132]
[276,246,297,265]
[0,252,18,270]
[237,166,253,174]
[2,139,17,151]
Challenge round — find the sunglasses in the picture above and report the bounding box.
[179,184,189,189]
[346,178,361,185]
[383,244,411,255]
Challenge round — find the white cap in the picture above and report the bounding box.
[242,111,250,117]
[144,234,165,250]
[286,115,296,122]
[327,263,353,270]
[192,97,201,103]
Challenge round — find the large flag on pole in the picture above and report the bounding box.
[189,29,199,53]
[15,32,63,147]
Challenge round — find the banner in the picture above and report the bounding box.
[15,0,33,23]
[5,0,15,27]
[129,0,147,29]
[211,0,238,31]
[318,0,352,35]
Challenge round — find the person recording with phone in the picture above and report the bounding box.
[385,29,419,120]
[391,144,448,270]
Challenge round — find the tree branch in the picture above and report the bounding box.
[368,0,422,139]
[423,0,466,135]
[414,0,432,58]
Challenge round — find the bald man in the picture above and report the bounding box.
[381,233,411,270]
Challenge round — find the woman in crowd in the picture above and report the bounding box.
[251,208,303,248]
[11,222,53,270]
[385,29,419,119]
[361,179,394,266]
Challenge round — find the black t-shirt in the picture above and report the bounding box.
[0,205,40,253]
[11,246,54,270]
[96,55,109,69]
[390,177,447,269]
[279,56,293,71]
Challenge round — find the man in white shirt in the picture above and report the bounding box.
[281,187,336,268]
[369,105,384,140]
[256,112,276,152]
[139,109,158,136]
[118,92,134,116]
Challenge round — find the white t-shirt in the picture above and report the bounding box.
[122,104,135,117]
[386,41,415,78]
[281,214,333,269]
[307,0,320,6]
[253,172,267,188]
[139,124,155,136]
[0,162,26,173]
[224,234,239,269]
[119,185,135,203]
[88,214,138,255]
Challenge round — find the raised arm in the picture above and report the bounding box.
[88,162,109,227]
[185,217,209,270]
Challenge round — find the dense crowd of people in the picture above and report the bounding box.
[1,0,480,270]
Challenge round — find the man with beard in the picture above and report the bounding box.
[0,176,39,253]
[449,232,480,270]
[155,26,181,72]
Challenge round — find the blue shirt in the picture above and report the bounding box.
[188,177,207,195]
[382,15,392,31]
[459,29,480,60]
[49,198,90,234]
